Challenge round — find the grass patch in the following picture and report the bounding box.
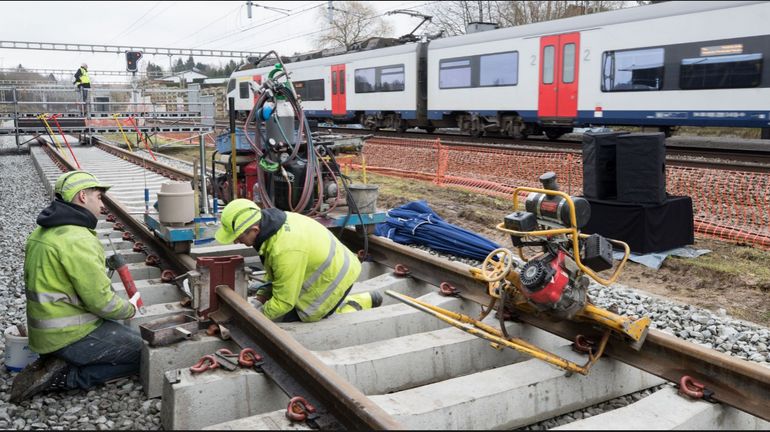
[671,246,770,285]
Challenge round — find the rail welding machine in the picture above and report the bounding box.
[211,51,384,231]
[388,172,651,375]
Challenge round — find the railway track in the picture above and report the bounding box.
[203,120,770,173]
[27,137,770,430]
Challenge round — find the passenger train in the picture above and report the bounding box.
[226,1,770,140]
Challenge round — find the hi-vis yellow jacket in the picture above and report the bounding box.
[24,199,134,354]
[260,212,361,322]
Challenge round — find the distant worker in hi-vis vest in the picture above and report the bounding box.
[73,63,91,116]
[10,171,141,403]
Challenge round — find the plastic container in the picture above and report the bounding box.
[157,182,195,225]
[5,325,39,372]
[215,128,253,154]
[348,184,379,213]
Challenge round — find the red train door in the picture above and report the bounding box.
[538,32,580,119]
[331,64,346,116]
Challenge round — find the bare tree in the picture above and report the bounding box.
[422,1,630,37]
[314,1,394,50]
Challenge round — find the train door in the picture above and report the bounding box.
[331,64,346,116]
[538,32,580,118]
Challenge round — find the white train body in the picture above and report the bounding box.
[227,1,770,138]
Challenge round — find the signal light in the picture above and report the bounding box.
[126,51,143,72]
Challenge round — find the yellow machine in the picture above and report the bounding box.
[388,172,651,375]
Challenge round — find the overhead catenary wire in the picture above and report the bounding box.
[168,3,244,47]
[192,2,326,50]
[221,1,440,52]
[106,1,164,44]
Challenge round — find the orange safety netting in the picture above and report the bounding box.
[342,137,770,250]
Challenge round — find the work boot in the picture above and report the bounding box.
[336,291,383,314]
[9,356,70,404]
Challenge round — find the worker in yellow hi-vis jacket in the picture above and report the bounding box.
[10,171,140,403]
[215,199,382,322]
[73,63,91,116]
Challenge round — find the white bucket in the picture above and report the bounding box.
[4,325,39,372]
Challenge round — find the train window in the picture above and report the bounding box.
[239,81,250,99]
[439,58,472,89]
[339,71,345,94]
[332,71,338,95]
[479,51,518,86]
[354,68,375,93]
[354,65,404,93]
[602,48,664,91]
[680,53,763,89]
[294,79,325,101]
[227,79,236,93]
[543,46,555,84]
[379,66,404,92]
[562,44,575,83]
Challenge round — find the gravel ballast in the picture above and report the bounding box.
[0,144,162,430]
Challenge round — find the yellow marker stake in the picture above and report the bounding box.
[361,154,368,184]
[38,114,67,160]
[112,114,133,152]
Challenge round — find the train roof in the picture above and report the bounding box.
[429,1,767,49]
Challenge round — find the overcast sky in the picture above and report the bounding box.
[0,1,430,81]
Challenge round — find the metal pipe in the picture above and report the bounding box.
[216,286,403,430]
[198,134,209,214]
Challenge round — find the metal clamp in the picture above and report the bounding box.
[238,347,263,368]
[286,396,317,423]
[393,264,410,277]
[190,355,219,374]
[679,375,716,402]
[438,282,458,297]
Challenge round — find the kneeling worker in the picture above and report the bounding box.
[214,199,381,322]
[10,171,141,403]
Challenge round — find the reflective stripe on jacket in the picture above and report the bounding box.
[24,224,134,354]
[76,67,90,85]
[260,212,361,322]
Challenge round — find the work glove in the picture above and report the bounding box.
[128,292,143,316]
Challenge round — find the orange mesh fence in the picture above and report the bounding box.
[350,137,770,249]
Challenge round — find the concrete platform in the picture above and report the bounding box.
[369,344,664,430]
[110,261,161,282]
[113,278,184,305]
[315,318,567,395]
[161,367,289,430]
[203,409,310,430]
[279,293,464,350]
[552,386,770,430]
[141,335,239,398]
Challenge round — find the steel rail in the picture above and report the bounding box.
[39,138,403,429]
[217,286,404,430]
[90,138,194,181]
[340,230,770,422]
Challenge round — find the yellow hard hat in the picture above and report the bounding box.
[54,170,111,202]
[215,199,262,244]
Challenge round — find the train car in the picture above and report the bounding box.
[427,1,770,139]
[227,1,770,139]
[227,42,429,131]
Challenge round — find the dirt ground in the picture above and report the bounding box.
[348,171,770,328]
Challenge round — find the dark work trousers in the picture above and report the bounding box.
[280,285,353,323]
[78,85,90,115]
[52,320,142,390]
